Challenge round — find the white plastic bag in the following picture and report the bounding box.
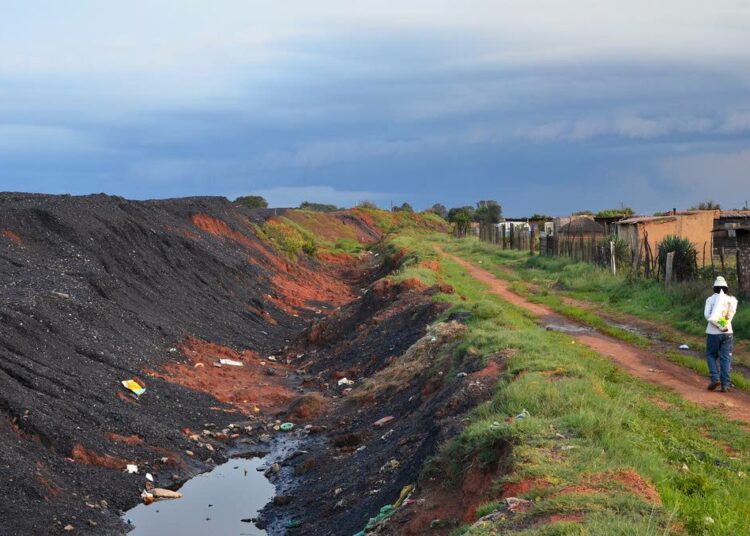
[708,290,731,329]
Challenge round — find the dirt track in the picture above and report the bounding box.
[439,248,750,424]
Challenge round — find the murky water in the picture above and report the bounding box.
[123,457,274,536]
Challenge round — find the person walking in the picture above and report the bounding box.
[705,276,738,392]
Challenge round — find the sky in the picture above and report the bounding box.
[2,1,750,215]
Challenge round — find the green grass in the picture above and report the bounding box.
[382,230,750,535]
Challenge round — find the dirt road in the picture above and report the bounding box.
[439,248,750,424]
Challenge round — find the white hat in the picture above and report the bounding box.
[713,276,728,287]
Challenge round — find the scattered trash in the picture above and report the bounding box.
[380,459,400,472]
[141,490,154,504]
[505,496,533,513]
[280,422,294,432]
[704,516,715,525]
[219,359,244,367]
[373,416,395,427]
[152,488,183,499]
[490,421,502,431]
[267,356,277,362]
[64,524,75,532]
[515,409,530,420]
[456,372,468,378]
[185,450,194,457]
[145,473,154,482]
[126,464,138,474]
[392,484,414,508]
[337,377,355,386]
[679,344,690,350]
[168,347,177,353]
[194,362,205,368]
[264,463,281,477]
[121,379,146,397]
[51,291,70,299]
[560,445,579,451]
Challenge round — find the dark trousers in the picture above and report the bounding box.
[706,333,733,386]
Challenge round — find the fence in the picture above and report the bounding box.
[478,222,535,253]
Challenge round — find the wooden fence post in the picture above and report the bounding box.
[610,240,616,275]
[530,226,535,255]
[665,251,675,287]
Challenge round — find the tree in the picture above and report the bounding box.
[447,206,475,223]
[474,200,502,224]
[392,202,414,213]
[234,195,268,209]
[689,200,721,210]
[595,207,634,218]
[572,210,593,216]
[529,213,552,221]
[453,211,472,237]
[357,200,378,209]
[427,203,448,219]
[300,201,338,212]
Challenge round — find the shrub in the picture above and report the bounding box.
[234,195,268,209]
[658,236,697,281]
[263,220,316,257]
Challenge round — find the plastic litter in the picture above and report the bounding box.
[219,359,244,367]
[140,490,154,504]
[152,488,183,499]
[373,416,395,427]
[392,484,414,508]
[337,377,355,386]
[679,344,690,350]
[121,380,146,397]
[515,409,530,420]
[145,473,154,482]
[280,422,294,432]
[126,464,138,474]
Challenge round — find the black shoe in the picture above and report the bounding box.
[720,385,731,393]
[707,381,720,391]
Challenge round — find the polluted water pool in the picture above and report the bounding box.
[123,457,274,535]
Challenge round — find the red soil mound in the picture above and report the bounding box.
[150,337,296,415]
[70,444,129,470]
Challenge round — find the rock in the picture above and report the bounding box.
[64,525,74,532]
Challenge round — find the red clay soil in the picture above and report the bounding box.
[192,213,356,312]
[70,444,130,471]
[0,229,24,245]
[398,461,502,535]
[281,211,380,244]
[148,337,296,415]
[556,469,661,506]
[439,247,750,424]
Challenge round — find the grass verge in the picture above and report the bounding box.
[383,230,750,535]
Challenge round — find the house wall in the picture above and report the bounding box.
[639,212,715,266]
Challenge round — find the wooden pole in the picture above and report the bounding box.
[610,240,616,275]
[665,251,675,287]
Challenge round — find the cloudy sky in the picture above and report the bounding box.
[2,1,750,214]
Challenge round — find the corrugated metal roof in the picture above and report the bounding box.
[617,215,676,224]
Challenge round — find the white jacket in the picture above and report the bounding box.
[704,293,738,334]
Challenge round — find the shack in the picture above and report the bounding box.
[713,215,750,298]
[616,211,717,267]
[556,217,606,240]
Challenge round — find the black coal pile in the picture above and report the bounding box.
[0,193,316,535]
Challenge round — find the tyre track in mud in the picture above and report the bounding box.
[437,247,750,424]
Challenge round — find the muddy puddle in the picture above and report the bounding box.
[123,457,274,535]
[544,323,591,334]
